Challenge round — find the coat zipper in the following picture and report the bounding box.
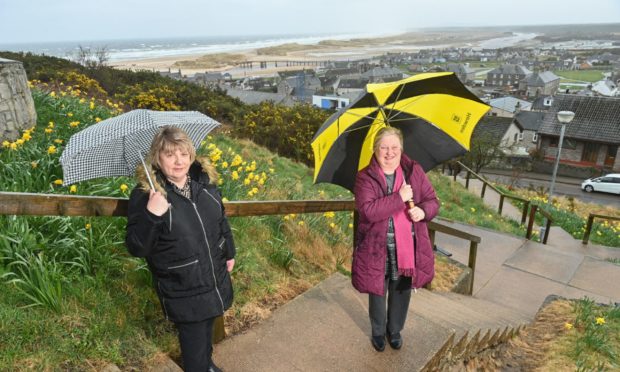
[191,201,225,312]
[203,188,221,208]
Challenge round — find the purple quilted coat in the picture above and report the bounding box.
[352,154,440,296]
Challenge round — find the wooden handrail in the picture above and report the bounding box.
[456,162,530,225]
[0,191,481,295]
[582,213,620,245]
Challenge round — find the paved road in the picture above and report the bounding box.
[479,172,620,209]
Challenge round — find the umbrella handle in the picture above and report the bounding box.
[403,180,414,209]
[138,152,156,191]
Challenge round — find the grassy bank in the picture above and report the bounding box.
[0,85,528,369]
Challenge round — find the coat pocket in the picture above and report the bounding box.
[158,256,207,297]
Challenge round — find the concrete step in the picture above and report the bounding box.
[213,274,528,372]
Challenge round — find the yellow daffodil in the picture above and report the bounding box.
[22,132,32,141]
[69,121,80,128]
[251,187,258,194]
[89,101,95,110]
[269,168,275,173]
[231,171,239,180]
[15,139,24,145]
[54,139,63,144]
[50,91,56,97]
[243,178,251,186]
[120,184,128,192]
[47,145,57,154]
[67,112,73,117]
[2,140,10,148]
[348,223,353,229]
[329,223,336,229]
[470,207,476,212]
[44,128,53,134]
[53,179,63,185]
[284,215,290,221]
[596,317,605,325]
[323,212,335,218]
[70,185,77,193]
[221,161,228,168]
[298,221,304,226]
[85,223,91,230]
[30,161,38,168]
[564,322,573,330]
[95,117,102,123]
[222,197,228,202]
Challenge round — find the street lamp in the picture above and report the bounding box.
[541,110,574,242]
[548,110,575,201]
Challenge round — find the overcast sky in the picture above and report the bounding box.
[1,0,619,44]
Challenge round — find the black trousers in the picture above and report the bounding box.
[368,276,412,337]
[175,317,216,372]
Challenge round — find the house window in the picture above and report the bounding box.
[518,132,524,141]
[581,142,600,163]
[532,133,538,142]
[514,133,519,142]
[549,137,559,147]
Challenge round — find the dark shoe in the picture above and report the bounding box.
[208,361,223,372]
[371,335,385,352]
[387,332,402,349]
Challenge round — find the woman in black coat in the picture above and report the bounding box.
[126,126,235,372]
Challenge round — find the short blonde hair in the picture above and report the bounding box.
[373,126,404,153]
[147,126,196,170]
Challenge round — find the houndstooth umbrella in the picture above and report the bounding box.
[60,109,220,185]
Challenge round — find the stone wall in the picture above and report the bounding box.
[0,57,37,141]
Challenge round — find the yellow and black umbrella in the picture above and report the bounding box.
[311,72,489,191]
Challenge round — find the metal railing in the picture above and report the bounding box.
[582,213,620,245]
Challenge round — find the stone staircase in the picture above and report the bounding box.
[212,273,529,371]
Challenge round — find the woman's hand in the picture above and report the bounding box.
[398,183,413,202]
[226,259,235,272]
[146,190,169,216]
[408,206,425,222]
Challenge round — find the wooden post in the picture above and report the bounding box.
[212,316,226,343]
[465,171,471,188]
[543,217,552,245]
[526,204,537,240]
[521,201,530,225]
[467,241,478,295]
[481,183,487,198]
[498,195,505,216]
[582,214,594,245]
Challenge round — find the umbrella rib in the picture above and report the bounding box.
[386,95,425,123]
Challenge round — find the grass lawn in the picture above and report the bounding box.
[553,69,606,83]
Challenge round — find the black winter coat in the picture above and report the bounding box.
[126,161,235,323]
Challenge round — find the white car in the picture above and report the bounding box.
[581,174,620,194]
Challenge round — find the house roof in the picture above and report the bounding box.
[446,63,474,74]
[531,95,553,111]
[489,96,533,113]
[224,88,294,107]
[522,71,560,86]
[360,67,405,79]
[472,116,515,144]
[537,94,620,143]
[515,111,545,131]
[488,64,532,76]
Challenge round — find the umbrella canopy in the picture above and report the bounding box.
[311,72,489,191]
[60,109,220,185]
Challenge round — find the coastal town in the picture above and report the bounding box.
[149,34,620,177]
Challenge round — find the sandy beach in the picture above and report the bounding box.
[109,29,520,78]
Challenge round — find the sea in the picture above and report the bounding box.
[0,32,392,63]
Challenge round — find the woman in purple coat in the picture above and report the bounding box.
[353,126,440,352]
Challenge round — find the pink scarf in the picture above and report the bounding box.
[382,166,415,277]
